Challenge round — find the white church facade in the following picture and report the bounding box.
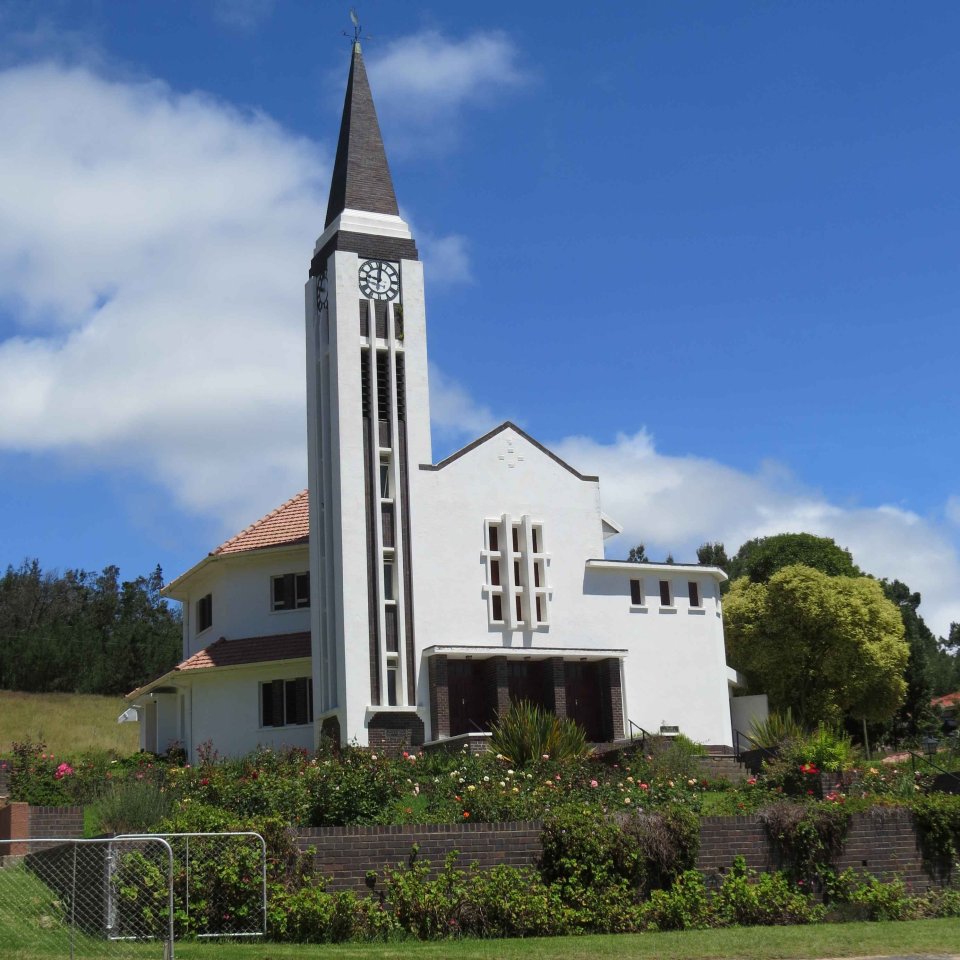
[127,43,763,759]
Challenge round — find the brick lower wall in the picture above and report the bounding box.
[298,809,946,895]
[0,802,85,856]
[697,808,936,890]
[297,821,543,892]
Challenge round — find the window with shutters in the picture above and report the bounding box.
[260,677,314,727]
[271,573,310,612]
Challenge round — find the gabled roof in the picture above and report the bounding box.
[325,42,399,228]
[419,421,599,482]
[126,631,311,700]
[212,490,309,556]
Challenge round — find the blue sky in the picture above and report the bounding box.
[0,1,957,636]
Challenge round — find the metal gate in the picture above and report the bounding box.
[0,836,175,959]
[117,832,267,939]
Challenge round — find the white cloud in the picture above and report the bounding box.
[946,495,960,527]
[427,364,500,448]
[211,0,276,31]
[0,62,326,531]
[366,29,529,153]
[419,231,473,286]
[552,431,960,639]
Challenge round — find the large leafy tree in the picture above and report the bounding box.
[724,564,908,727]
[727,533,860,584]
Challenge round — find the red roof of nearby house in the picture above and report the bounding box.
[126,631,311,699]
[932,691,960,710]
[212,490,309,556]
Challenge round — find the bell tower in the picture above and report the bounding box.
[305,41,432,747]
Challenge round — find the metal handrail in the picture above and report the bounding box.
[908,751,960,789]
[627,719,651,748]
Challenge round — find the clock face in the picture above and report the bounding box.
[315,270,328,312]
[358,260,400,301]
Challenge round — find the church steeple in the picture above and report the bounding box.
[325,42,399,228]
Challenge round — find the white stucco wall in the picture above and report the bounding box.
[179,661,314,761]
[171,547,311,658]
[411,426,733,746]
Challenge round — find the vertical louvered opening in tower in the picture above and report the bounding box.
[376,351,391,447]
[395,355,406,421]
[361,355,371,418]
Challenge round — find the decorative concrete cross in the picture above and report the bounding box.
[499,440,525,469]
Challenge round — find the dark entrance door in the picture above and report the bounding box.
[507,661,552,711]
[448,659,489,736]
[565,661,605,742]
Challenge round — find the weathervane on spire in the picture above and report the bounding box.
[345,9,363,44]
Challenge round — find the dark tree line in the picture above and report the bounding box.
[0,560,182,696]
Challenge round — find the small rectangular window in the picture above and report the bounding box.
[383,561,394,601]
[534,562,542,588]
[379,463,391,498]
[512,525,520,552]
[513,560,521,584]
[659,580,671,606]
[491,560,501,586]
[535,595,544,622]
[262,678,313,728]
[197,593,212,633]
[492,594,503,622]
[531,527,540,553]
[515,594,523,622]
[630,579,643,605]
[386,665,398,706]
[488,524,499,552]
[688,582,700,607]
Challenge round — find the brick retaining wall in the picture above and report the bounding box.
[0,802,85,856]
[298,810,944,895]
[297,821,543,892]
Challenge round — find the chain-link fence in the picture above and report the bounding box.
[117,832,267,939]
[0,836,175,959]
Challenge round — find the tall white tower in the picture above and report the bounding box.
[306,42,432,748]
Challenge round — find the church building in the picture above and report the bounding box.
[127,43,763,758]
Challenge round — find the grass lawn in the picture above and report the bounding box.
[0,690,138,756]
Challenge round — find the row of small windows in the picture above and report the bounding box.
[630,578,702,608]
[484,518,549,627]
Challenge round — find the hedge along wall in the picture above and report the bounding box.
[299,809,942,895]
[0,802,85,856]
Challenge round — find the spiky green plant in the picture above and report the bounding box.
[489,700,589,766]
[749,709,805,749]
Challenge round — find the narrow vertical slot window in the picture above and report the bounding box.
[630,579,643,606]
[659,580,672,606]
[488,523,499,552]
[515,594,523,622]
[379,462,391,498]
[386,662,398,706]
[531,526,540,553]
[491,560,501,586]
[512,525,520,552]
[383,561,395,601]
[492,594,503,622]
[688,582,700,607]
[513,560,521,584]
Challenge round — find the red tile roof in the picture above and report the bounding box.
[212,490,309,556]
[932,691,960,710]
[127,631,311,699]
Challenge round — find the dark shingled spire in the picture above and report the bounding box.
[325,42,399,228]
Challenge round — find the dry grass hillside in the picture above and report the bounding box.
[0,690,139,756]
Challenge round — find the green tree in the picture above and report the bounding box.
[727,533,860,584]
[724,565,908,727]
[627,544,648,563]
[697,542,728,569]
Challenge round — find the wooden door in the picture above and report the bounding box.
[565,662,605,742]
[448,660,488,736]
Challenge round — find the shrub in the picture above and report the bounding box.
[712,856,823,926]
[643,735,705,782]
[7,740,71,805]
[911,793,960,875]
[88,778,173,834]
[640,869,713,930]
[749,709,805,748]
[760,800,850,884]
[489,701,589,766]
